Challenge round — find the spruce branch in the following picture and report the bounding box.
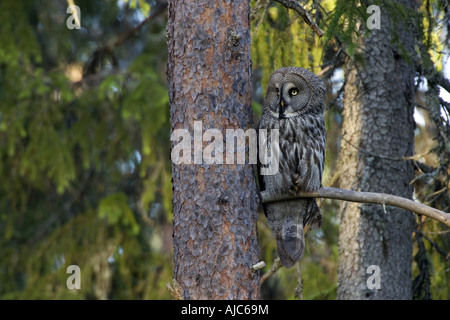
[273,0,324,37]
[165,279,184,300]
[83,1,167,76]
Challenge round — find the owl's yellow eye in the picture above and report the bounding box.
[275,88,280,96]
[289,88,298,96]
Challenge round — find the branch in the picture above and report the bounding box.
[165,279,183,300]
[260,258,282,284]
[416,231,449,260]
[341,136,409,161]
[436,70,450,94]
[109,1,167,50]
[294,263,303,300]
[273,0,324,37]
[83,1,167,76]
[261,187,450,228]
[439,98,450,120]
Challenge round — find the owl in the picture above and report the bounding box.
[258,67,326,268]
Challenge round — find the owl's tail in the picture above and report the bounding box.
[273,199,322,268]
[277,222,304,268]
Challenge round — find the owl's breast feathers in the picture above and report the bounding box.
[284,114,325,191]
[260,112,325,194]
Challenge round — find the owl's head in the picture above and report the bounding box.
[264,67,326,119]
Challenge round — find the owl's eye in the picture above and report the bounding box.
[289,88,299,96]
[275,88,280,96]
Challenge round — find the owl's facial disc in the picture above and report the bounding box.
[278,80,310,118]
[277,83,295,119]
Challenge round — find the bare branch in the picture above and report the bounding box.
[436,71,450,94]
[261,258,283,284]
[261,187,450,228]
[341,136,434,163]
[251,261,267,272]
[273,0,324,37]
[294,263,303,300]
[413,161,436,174]
[416,231,449,259]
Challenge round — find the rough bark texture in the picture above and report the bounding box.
[337,0,417,299]
[166,0,261,299]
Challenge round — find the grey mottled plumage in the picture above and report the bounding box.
[258,67,326,268]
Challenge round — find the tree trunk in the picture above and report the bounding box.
[337,0,417,299]
[166,0,261,299]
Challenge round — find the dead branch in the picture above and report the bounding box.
[273,0,324,37]
[261,258,283,284]
[251,261,267,272]
[294,263,303,300]
[260,187,450,228]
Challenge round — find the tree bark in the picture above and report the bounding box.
[337,0,418,299]
[166,0,261,299]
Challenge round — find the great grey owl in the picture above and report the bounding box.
[258,67,326,268]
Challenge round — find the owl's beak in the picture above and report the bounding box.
[279,98,286,119]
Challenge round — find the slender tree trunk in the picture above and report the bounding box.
[337,0,417,299]
[166,0,261,299]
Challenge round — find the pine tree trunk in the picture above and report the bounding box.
[166,0,261,299]
[337,0,417,299]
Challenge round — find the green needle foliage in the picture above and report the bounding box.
[0,0,172,299]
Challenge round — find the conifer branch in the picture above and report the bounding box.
[165,279,184,300]
[83,1,167,76]
[273,0,324,37]
[261,187,450,228]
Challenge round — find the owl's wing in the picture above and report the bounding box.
[319,124,326,184]
[291,116,326,192]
